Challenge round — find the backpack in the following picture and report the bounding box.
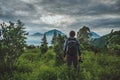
[66,38,78,56]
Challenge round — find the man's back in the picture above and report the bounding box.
[65,37,79,56]
[63,31,82,68]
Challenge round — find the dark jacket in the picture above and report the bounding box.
[63,37,81,57]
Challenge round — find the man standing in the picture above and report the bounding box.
[63,31,82,70]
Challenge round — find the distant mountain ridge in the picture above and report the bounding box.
[89,32,101,39]
[32,30,100,38]
[27,29,66,46]
[31,29,65,36]
[27,29,109,47]
[45,29,65,36]
[31,32,43,36]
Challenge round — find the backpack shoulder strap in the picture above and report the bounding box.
[67,38,77,42]
[66,38,79,47]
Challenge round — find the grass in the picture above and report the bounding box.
[1,48,120,80]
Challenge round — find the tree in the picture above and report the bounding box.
[40,33,48,53]
[51,30,57,47]
[54,34,67,66]
[77,26,90,43]
[0,20,28,73]
[106,30,120,55]
[77,26,91,49]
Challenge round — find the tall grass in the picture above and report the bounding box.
[1,48,120,80]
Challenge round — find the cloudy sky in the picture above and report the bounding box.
[0,0,120,36]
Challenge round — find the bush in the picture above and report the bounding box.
[15,58,33,73]
[37,66,57,80]
[42,49,55,62]
[1,48,120,80]
[0,20,28,73]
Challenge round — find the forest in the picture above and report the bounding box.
[0,20,120,80]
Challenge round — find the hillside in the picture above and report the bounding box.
[90,30,120,48]
[90,33,109,48]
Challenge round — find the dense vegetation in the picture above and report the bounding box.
[0,20,28,74]
[0,21,120,80]
[0,48,120,80]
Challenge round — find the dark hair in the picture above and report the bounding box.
[69,31,75,37]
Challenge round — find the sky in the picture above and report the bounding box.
[0,0,120,36]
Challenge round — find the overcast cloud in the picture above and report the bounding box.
[0,0,120,35]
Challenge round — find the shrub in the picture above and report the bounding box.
[37,66,57,80]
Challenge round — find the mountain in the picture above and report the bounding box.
[90,34,108,48]
[31,32,43,36]
[89,32,101,39]
[26,29,66,46]
[45,29,65,46]
[45,29,65,36]
[92,30,120,48]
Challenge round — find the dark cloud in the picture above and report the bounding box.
[67,17,120,30]
[38,0,90,15]
[0,0,37,19]
[39,0,120,15]
[91,18,120,27]
[0,0,120,35]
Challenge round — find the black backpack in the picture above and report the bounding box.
[66,38,78,56]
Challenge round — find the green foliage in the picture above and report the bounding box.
[107,30,120,55]
[0,20,28,73]
[37,66,57,80]
[41,49,56,65]
[77,26,91,49]
[77,26,90,43]
[1,48,120,80]
[107,30,120,45]
[40,33,48,53]
[53,34,67,66]
[15,58,33,73]
[51,30,57,47]
[82,50,120,80]
[0,24,120,80]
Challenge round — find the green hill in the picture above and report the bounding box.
[90,35,108,48]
